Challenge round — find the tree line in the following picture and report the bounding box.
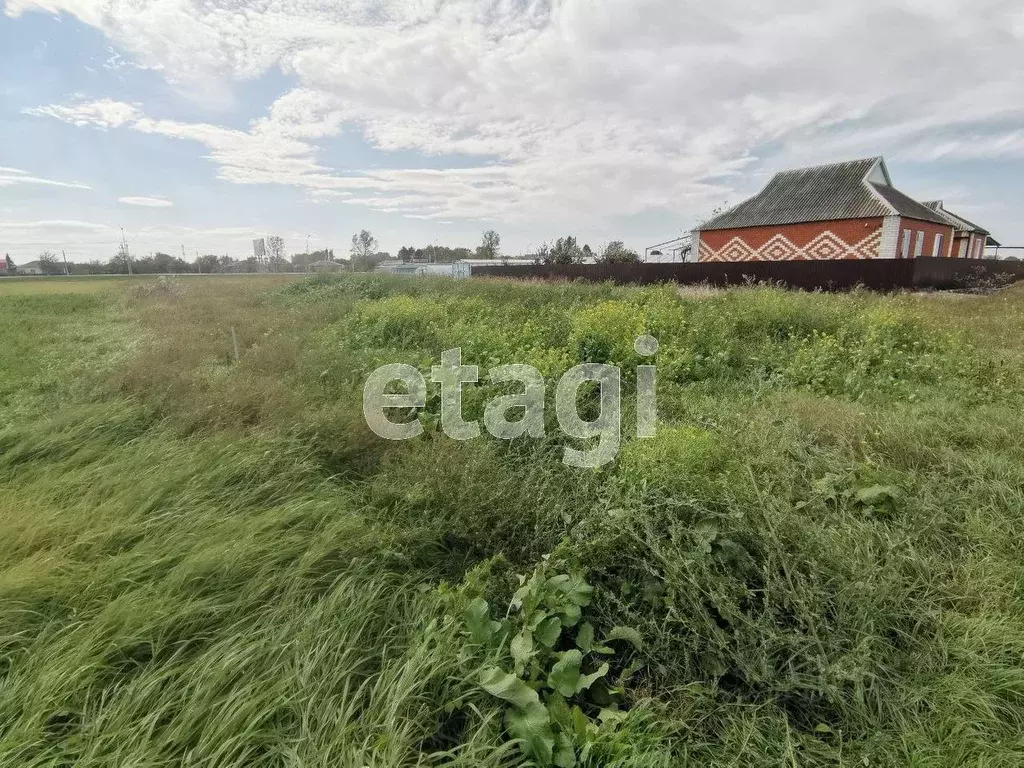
[533,236,639,265]
[4,228,641,277]
[393,230,639,265]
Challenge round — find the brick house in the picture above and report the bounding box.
[693,157,990,262]
[922,200,999,260]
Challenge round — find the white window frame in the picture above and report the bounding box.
[933,233,944,257]
[914,230,925,258]
[901,229,912,259]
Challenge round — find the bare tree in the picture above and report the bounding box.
[696,202,730,228]
[38,250,63,276]
[350,229,380,271]
[265,236,286,271]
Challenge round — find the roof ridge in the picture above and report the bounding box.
[867,181,952,226]
[773,156,882,175]
[864,178,899,217]
[695,156,953,232]
[924,202,990,235]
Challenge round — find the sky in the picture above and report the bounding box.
[1,0,1022,264]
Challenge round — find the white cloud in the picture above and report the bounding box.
[898,130,1024,162]
[23,98,140,128]
[0,166,91,190]
[11,0,1024,227]
[118,196,174,207]
[0,219,111,232]
[0,219,116,255]
[0,218,269,261]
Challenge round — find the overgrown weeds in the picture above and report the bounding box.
[2,275,1024,765]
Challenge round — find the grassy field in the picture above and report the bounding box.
[2,274,1024,766]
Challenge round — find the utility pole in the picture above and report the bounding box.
[61,249,70,276]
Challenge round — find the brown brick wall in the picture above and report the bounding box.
[952,233,985,259]
[895,218,955,259]
[699,217,956,261]
[698,218,885,261]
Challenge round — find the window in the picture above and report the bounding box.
[901,229,912,259]
[914,230,925,258]
[933,233,944,257]
[974,240,983,259]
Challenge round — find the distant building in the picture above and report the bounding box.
[693,157,995,262]
[377,262,456,277]
[17,260,44,275]
[309,260,345,273]
[0,254,12,275]
[452,258,552,278]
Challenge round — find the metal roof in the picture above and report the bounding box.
[867,183,949,225]
[921,200,992,236]
[698,157,948,230]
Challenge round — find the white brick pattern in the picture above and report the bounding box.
[699,228,883,262]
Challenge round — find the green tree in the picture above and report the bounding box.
[292,248,335,270]
[197,254,220,273]
[476,229,501,259]
[598,241,640,264]
[547,236,582,265]
[141,252,190,273]
[423,244,472,263]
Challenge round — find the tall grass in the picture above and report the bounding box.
[2,274,1024,765]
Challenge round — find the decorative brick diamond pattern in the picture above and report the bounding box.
[851,229,882,260]
[760,234,800,261]
[699,227,883,262]
[804,231,848,260]
[718,237,755,262]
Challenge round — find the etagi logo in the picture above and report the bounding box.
[363,335,659,468]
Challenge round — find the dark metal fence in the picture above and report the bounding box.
[471,257,1024,291]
